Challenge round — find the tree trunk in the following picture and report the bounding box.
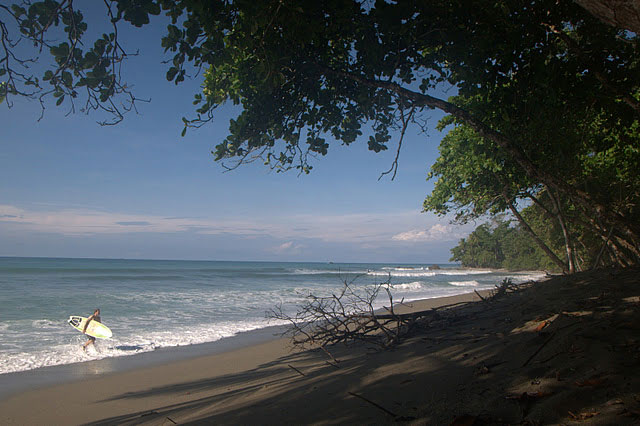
[593,226,615,269]
[582,213,640,263]
[575,0,640,34]
[506,198,568,273]
[546,190,576,273]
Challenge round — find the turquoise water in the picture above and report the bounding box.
[0,257,544,374]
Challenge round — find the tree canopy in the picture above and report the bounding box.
[2,0,639,269]
[448,216,561,271]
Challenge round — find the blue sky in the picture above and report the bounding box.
[0,8,473,263]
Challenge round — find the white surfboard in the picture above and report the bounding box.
[68,315,112,339]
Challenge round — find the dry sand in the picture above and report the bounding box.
[1,268,639,425]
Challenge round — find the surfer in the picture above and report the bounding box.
[82,308,101,351]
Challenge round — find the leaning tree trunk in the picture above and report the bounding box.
[575,0,640,34]
[583,213,640,266]
[546,189,576,273]
[332,69,640,253]
[505,196,569,273]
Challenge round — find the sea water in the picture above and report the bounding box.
[0,257,545,375]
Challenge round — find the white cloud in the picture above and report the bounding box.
[392,224,465,242]
[0,204,468,245]
[272,241,304,254]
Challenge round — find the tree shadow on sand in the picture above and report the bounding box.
[86,268,640,425]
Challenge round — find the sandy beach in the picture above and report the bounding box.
[1,268,639,425]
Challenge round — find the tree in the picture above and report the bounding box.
[449,215,564,271]
[575,0,640,33]
[2,0,639,264]
[423,116,575,272]
[449,222,507,269]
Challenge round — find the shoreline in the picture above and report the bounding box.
[0,289,492,401]
[2,269,637,424]
[0,323,289,401]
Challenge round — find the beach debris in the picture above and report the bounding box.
[268,276,442,356]
[535,320,550,332]
[575,377,606,387]
[288,364,306,377]
[347,391,416,421]
[619,408,640,418]
[139,410,159,418]
[489,278,518,299]
[474,290,486,302]
[505,391,553,401]
[165,416,178,425]
[568,410,599,420]
[449,414,480,425]
[476,278,519,303]
[568,344,583,354]
[522,331,557,367]
[325,360,340,369]
[475,363,490,376]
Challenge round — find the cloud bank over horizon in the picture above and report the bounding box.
[0,204,473,262]
[392,224,466,242]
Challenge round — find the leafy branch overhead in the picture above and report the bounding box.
[0,0,161,123]
[2,1,639,268]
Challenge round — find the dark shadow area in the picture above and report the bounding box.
[84,268,640,425]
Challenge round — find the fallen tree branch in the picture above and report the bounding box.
[348,392,399,418]
[268,277,421,352]
[288,364,306,377]
[523,332,557,367]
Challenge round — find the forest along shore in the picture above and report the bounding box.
[0,268,638,425]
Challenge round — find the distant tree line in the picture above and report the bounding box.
[450,217,560,272]
[448,195,619,272]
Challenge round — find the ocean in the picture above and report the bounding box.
[0,257,545,375]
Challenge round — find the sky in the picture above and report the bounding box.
[0,7,474,263]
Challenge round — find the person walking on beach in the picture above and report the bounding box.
[82,308,101,351]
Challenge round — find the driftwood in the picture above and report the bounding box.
[348,391,417,421]
[288,364,306,377]
[268,277,428,353]
[476,278,520,302]
[269,276,524,358]
[267,276,479,358]
[522,332,557,367]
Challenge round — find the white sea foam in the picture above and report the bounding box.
[449,280,479,287]
[291,268,369,275]
[512,272,547,283]
[390,282,424,291]
[0,318,279,375]
[31,319,60,329]
[382,267,428,271]
[368,269,493,278]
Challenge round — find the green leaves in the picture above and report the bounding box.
[50,42,70,60]
[450,216,560,271]
[116,0,161,27]
[367,135,388,153]
[10,4,26,17]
